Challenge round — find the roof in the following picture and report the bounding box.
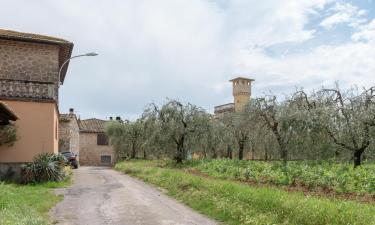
[59,114,70,121]
[79,118,108,133]
[59,113,78,122]
[0,29,74,84]
[0,101,18,124]
[229,77,255,82]
[214,103,235,115]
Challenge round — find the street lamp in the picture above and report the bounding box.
[58,52,98,86]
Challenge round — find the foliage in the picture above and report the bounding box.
[0,124,17,146]
[21,153,67,183]
[0,181,67,225]
[106,119,144,160]
[183,159,375,194]
[116,160,375,225]
[105,85,375,169]
[142,100,211,163]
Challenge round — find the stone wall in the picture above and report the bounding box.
[79,132,114,166]
[59,115,80,155]
[0,39,59,83]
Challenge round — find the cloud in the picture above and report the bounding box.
[352,19,375,43]
[320,2,368,29]
[0,0,373,119]
[234,42,375,97]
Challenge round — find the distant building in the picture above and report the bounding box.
[214,77,254,117]
[59,111,117,166]
[59,108,80,155]
[0,29,73,179]
[78,118,114,166]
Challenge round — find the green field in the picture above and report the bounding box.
[181,159,375,194]
[0,181,69,225]
[116,160,375,225]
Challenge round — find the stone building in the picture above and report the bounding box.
[59,108,80,155]
[0,29,73,174]
[58,109,116,167]
[214,77,254,117]
[78,118,114,166]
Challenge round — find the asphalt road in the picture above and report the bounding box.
[50,167,217,225]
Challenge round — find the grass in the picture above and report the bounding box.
[0,179,71,225]
[170,159,375,194]
[116,160,375,225]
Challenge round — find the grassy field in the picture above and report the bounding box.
[0,180,70,225]
[116,160,375,225]
[180,159,375,194]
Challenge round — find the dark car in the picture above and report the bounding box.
[61,151,79,169]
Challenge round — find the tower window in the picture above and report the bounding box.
[242,80,245,84]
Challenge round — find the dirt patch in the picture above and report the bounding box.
[185,168,375,204]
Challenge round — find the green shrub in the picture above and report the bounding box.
[21,153,66,183]
[0,124,17,146]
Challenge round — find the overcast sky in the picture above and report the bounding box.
[1,0,375,120]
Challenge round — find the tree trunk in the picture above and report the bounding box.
[251,145,255,160]
[175,144,184,163]
[143,148,147,159]
[353,150,363,168]
[238,141,244,160]
[280,145,288,169]
[131,142,136,159]
[227,145,232,159]
[264,143,268,161]
[212,147,217,159]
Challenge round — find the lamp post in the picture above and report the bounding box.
[58,52,98,86]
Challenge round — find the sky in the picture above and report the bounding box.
[0,0,374,120]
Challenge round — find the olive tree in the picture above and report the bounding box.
[315,86,375,167]
[105,119,143,160]
[143,100,210,163]
[200,118,232,158]
[251,95,307,164]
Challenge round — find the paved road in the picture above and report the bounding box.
[51,167,217,225]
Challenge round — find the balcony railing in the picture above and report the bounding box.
[0,79,57,101]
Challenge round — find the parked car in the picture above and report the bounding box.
[61,151,79,169]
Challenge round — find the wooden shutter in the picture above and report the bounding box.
[97,133,109,145]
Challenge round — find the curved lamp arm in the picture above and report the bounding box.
[58,52,98,86]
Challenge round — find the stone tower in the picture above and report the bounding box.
[230,77,254,112]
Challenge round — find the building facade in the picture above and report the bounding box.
[78,119,114,166]
[0,29,73,177]
[59,108,80,155]
[214,77,254,117]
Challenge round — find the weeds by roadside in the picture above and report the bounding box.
[116,160,375,225]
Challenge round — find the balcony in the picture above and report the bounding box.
[0,79,57,101]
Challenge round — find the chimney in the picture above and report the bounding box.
[116,116,121,121]
[69,108,74,115]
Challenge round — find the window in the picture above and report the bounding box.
[101,155,112,164]
[97,133,109,145]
